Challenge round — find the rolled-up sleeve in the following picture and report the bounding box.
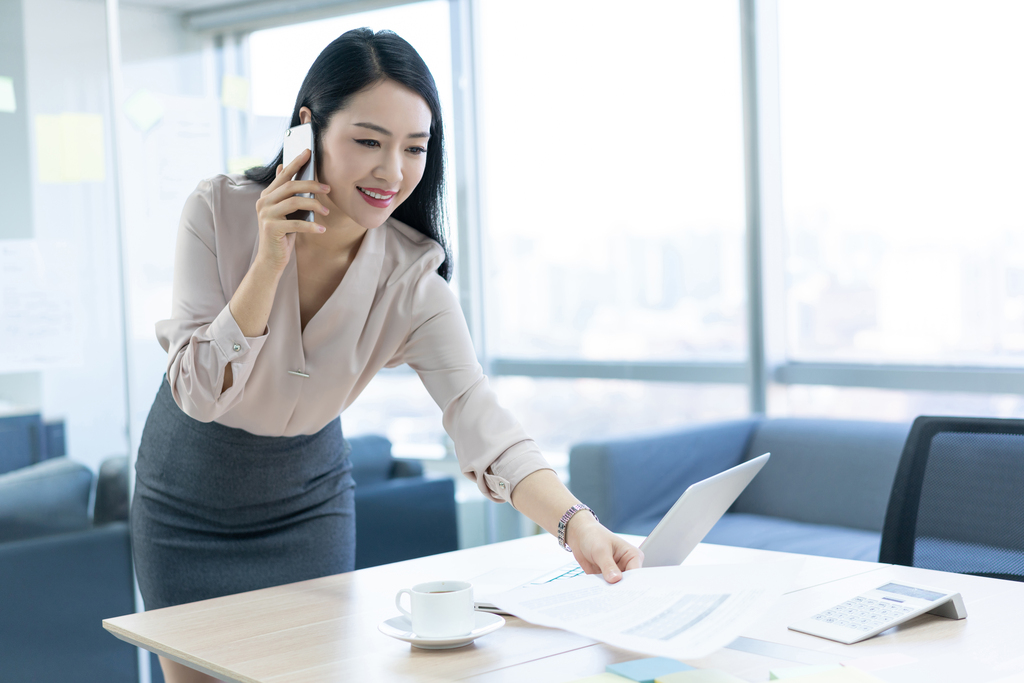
[155,182,268,422]
[391,272,552,503]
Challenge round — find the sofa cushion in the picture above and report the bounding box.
[570,419,759,533]
[0,523,138,682]
[733,418,910,532]
[704,512,882,562]
[0,457,92,542]
[94,456,130,526]
[347,435,394,485]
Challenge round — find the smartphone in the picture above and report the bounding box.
[282,123,316,222]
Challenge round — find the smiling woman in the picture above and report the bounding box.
[133,28,643,683]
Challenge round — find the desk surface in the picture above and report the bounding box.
[104,536,1024,683]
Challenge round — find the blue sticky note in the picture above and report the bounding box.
[607,658,695,683]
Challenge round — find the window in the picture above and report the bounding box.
[476,0,747,363]
[777,0,1024,366]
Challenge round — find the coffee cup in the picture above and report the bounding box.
[394,580,474,638]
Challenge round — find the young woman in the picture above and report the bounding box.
[132,28,642,683]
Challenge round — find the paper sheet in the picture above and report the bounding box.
[35,113,105,183]
[221,74,250,111]
[123,89,165,132]
[0,240,82,372]
[491,562,799,660]
[0,76,16,113]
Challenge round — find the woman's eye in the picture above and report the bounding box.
[407,146,427,155]
[355,139,380,148]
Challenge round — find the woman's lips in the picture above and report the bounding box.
[357,186,396,208]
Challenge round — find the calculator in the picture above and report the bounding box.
[789,582,967,644]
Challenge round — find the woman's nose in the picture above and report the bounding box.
[374,151,402,184]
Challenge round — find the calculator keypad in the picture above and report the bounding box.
[811,596,915,631]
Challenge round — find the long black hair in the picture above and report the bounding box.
[246,28,451,281]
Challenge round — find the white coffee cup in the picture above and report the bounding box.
[395,580,474,638]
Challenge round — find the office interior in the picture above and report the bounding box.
[1,0,1023,681]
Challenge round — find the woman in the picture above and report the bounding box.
[132,28,642,683]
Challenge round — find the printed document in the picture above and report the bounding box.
[490,561,799,659]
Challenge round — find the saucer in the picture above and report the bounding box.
[378,611,505,649]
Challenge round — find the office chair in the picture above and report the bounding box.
[880,416,1024,582]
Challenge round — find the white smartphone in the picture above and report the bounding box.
[282,123,316,222]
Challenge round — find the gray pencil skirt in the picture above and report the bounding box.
[131,379,355,611]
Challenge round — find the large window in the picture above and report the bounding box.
[777,0,1024,366]
[477,0,748,363]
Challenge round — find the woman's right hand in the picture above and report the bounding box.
[253,148,330,272]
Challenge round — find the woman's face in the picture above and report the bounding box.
[307,79,432,232]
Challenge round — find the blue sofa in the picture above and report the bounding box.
[569,418,912,562]
[0,435,457,683]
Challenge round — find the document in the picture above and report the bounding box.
[0,240,82,372]
[35,113,105,183]
[490,561,798,660]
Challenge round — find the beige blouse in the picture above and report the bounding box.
[156,174,550,503]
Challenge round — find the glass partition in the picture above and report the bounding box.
[0,0,129,472]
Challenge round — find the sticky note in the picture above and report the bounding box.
[607,657,694,683]
[35,113,105,183]
[564,675,632,683]
[770,665,844,679]
[227,156,265,175]
[221,74,250,111]
[123,89,164,132]
[0,76,16,113]
[656,670,745,683]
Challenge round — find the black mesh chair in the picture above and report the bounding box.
[880,416,1024,581]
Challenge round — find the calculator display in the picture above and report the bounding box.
[878,583,945,601]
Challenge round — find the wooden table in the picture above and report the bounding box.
[104,536,1024,683]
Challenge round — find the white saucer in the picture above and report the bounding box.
[378,611,505,649]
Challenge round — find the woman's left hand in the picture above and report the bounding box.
[566,513,644,583]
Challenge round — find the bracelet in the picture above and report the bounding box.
[557,503,599,552]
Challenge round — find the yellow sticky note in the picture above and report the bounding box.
[0,76,16,113]
[563,674,632,683]
[36,115,64,182]
[221,74,250,111]
[770,665,843,680]
[227,156,265,175]
[123,89,164,132]
[36,113,105,183]
[656,670,745,683]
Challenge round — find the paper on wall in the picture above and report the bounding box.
[0,240,83,372]
[35,113,105,183]
[123,89,165,132]
[490,561,799,660]
[221,74,250,111]
[0,76,16,113]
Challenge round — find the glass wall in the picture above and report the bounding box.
[1,0,129,472]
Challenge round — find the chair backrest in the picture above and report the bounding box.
[880,416,1024,581]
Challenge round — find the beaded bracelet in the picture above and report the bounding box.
[557,503,599,552]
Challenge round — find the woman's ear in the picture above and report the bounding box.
[299,107,312,125]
